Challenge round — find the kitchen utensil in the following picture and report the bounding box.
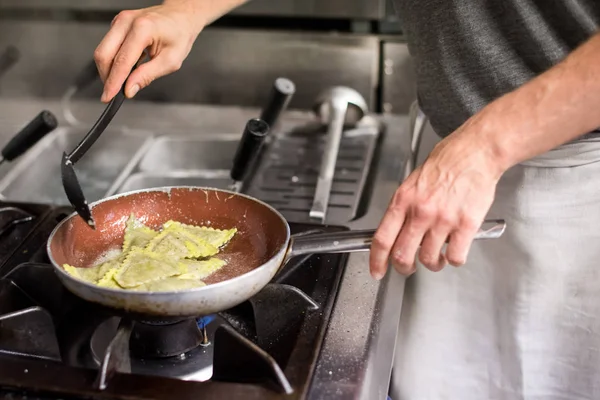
[229,118,270,192]
[0,110,58,166]
[48,118,506,318]
[259,77,295,129]
[61,89,126,229]
[61,57,142,229]
[227,78,294,193]
[310,86,368,223]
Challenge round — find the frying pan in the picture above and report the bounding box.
[47,186,505,318]
[48,100,506,318]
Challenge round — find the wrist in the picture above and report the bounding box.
[162,0,208,33]
[457,101,525,175]
[443,115,512,181]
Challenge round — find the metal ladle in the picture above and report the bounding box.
[310,86,368,222]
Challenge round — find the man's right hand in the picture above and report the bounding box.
[94,3,205,103]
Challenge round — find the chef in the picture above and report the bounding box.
[94,1,600,398]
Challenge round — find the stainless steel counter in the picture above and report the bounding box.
[0,97,410,399]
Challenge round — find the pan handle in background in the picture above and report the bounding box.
[0,110,58,165]
[229,118,271,192]
[0,45,20,80]
[285,219,507,260]
[62,60,101,126]
[228,78,294,193]
[259,77,295,129]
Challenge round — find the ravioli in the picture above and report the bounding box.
[63,218,236,292]
[177,258,226,280]
[122,214,158,252]
[144,223,218,259]
[134,277,207,292]
[97,268,122,289]
[63,255,122,284]
[163,221,237,249]
[115,249,184,288]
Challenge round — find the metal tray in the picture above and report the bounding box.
[109,123,381,225]
[116,171,232,193]
[108,134,241,195]
[137,136,239,172]
[0,127,152,205]
[246,123,381,224]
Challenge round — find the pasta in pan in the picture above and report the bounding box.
[63,214,236,292]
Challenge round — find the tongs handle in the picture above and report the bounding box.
[66,89,125,163]
[66,55,144,163]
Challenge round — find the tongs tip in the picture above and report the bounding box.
[61,151,96,230]
[87,217,96,230]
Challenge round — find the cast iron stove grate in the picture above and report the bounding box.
[0,201,349,400]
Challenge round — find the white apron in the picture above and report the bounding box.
[390,117,600,400]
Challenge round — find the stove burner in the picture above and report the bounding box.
[0,206,349,400]
[91,318,204,360]
[131,319,203,358]
[90,316,218,384]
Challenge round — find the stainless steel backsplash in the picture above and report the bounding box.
[0,19,416,112]
[0,0,392,20]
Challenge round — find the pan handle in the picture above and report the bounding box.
[1,110,57,163]
[259,77,295,129]
[229,118,270,192]
[286,219,507,260]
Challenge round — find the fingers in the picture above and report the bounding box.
[101,16,153,102]
[418,226,450,271]
[370,191,406,280]
[94,10,138,84]
[124,49,183,98]
[390,207,430,275]
[369,178,488,279]
[446,219,479,266]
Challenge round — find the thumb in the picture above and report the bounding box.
[124,51,183,98]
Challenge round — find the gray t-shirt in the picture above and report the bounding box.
[394,0,600,137]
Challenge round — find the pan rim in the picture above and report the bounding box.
[46,186,291,296]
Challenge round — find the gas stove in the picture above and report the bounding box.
[0,201,349,400]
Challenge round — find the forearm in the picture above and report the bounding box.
[162,0,249,28]
[460,31,600,172]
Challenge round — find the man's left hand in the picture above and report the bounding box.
[369,127,503,278]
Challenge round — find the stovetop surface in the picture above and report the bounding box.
[0,201,348,400]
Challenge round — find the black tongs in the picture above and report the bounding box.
[62,56,143,229]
